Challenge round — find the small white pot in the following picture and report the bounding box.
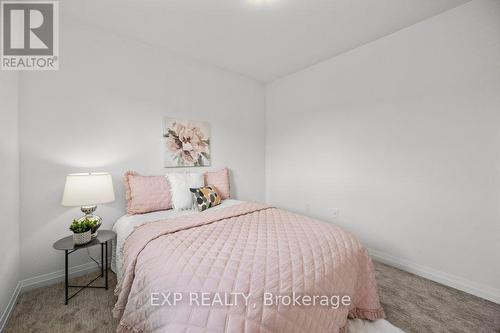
[73,230,92,245]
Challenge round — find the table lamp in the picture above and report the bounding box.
[61,172,115,237]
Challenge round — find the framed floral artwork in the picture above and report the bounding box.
[163,117,211,167]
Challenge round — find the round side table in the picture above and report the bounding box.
[53,230,116,304]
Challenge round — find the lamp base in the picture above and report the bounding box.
[80,205,97,215]
[77,205,102,239]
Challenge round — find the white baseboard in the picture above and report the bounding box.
[0,282,21,333]
[2,251,498,332]
[369,248,500,304]
[20,257,112,292]
[0,258,111,332]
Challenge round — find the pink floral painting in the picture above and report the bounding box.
[163,118,211,167]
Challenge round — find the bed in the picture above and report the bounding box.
[112,200,384,333]
[111,199,244,282]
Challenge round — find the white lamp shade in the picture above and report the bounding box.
[61,173,115,207]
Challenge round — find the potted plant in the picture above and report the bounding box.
[88,218,101,239]
[69,219,92,245]
[77,216,102,239]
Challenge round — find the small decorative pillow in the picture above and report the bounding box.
[190,185,221,212]
[166,172,204,210]
[124,171,172,215]
[204,168,230,200]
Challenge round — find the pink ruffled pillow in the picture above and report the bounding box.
[204,168,230,200]
[124,171,172,215]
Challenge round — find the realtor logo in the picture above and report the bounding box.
[1,1,59,70]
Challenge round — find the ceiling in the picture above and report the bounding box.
[64,0,470,82]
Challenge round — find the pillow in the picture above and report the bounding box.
[190,185,222,212]
[204,168,230,200]
[166,172,204,210]
[124,171,172,215]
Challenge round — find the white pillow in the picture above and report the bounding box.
[166,172,204,210]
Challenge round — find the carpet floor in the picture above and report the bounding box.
[4,261,500,333]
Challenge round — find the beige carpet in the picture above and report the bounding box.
[375,263,500,333]
[5,261,500,333]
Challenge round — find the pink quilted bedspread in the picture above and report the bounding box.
[114,202,384,333]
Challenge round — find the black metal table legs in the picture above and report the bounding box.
[101,242,104,277]
[64,241,109,304]
[65,250,68,305]
[105,240,108,290]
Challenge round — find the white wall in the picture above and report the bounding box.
[266,0,500,302]
[0,72,20,325]
[18,19,266,280]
